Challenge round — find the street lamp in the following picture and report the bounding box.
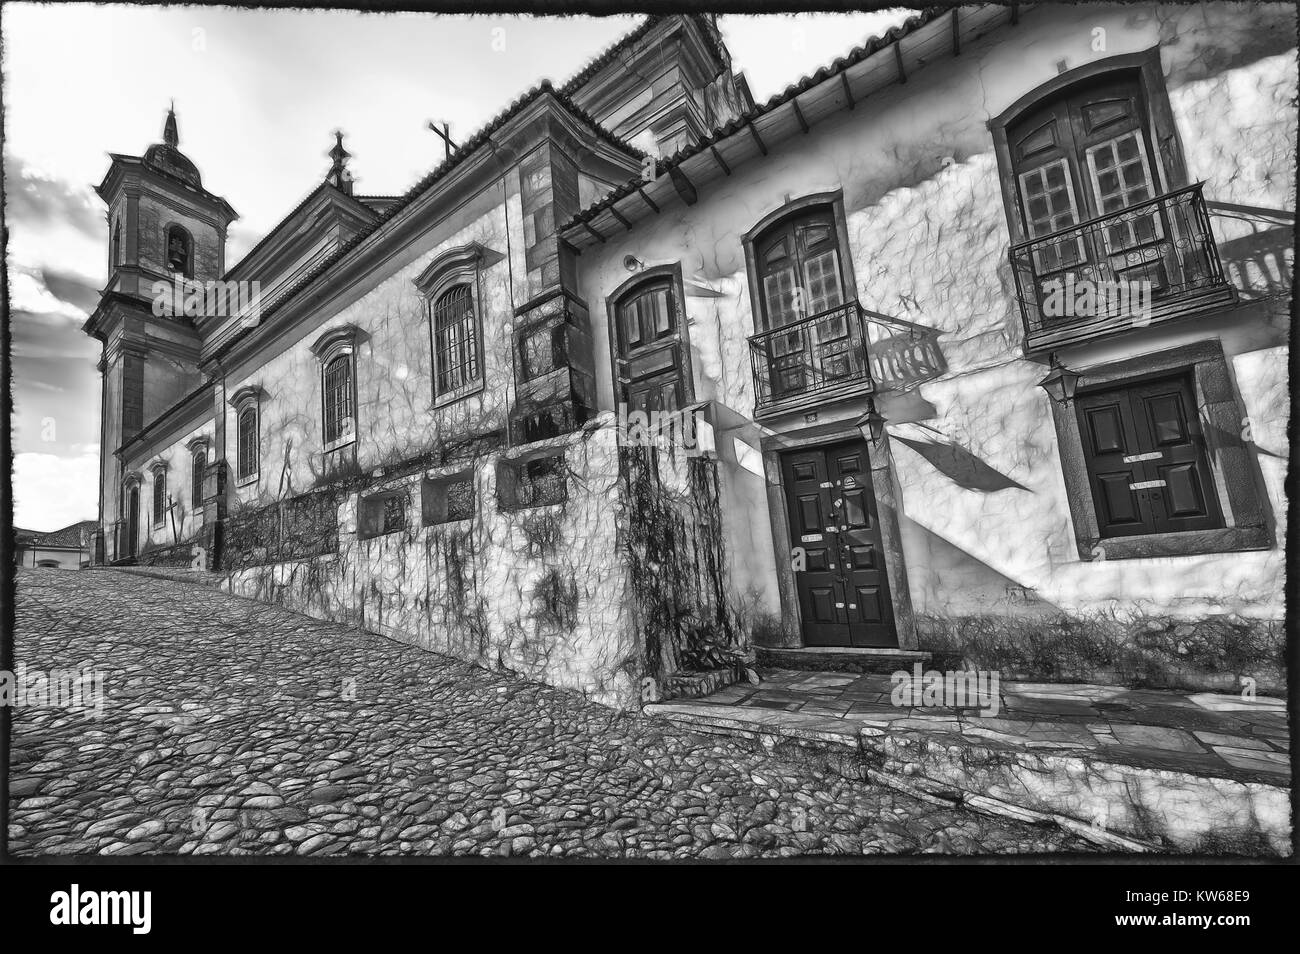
[855,397,887,447]
[1038,353,1082,406]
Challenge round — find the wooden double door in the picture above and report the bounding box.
[1075,373,1223,538]
[781,439,897,648]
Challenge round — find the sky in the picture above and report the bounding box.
[3,4,910,532]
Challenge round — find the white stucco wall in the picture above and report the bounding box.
[572,2,1294,624]
[125,418,215,553]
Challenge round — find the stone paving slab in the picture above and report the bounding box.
[648,667,1293,854]
[706,669,1290,785]
[8,570,1091,858]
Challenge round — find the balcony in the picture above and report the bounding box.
[1010,183,1236,355]
[749,301,874,416]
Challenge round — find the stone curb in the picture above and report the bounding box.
[644,701,1291,855]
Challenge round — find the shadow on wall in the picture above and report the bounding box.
[1208,201,1294,301]
[900,514,1062,618]
[903,518,1285,694]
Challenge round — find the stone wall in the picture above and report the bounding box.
[222,416,746,708]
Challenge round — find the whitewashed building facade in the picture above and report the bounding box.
[86,7,1293,706]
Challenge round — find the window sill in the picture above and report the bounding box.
[323,436,356,454]
[423,516,473,528]
[358,527,407,542]
[1084,524,1274,561]
[498,498,567,514]
[432,378,485,410]
[234,473,259,489]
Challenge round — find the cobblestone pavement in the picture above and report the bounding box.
[9,569,1092,858]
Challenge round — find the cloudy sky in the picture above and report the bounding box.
[3,4,908,532]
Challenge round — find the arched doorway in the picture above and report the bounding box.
[126,484,140,559]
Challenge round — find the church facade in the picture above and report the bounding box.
[85,8,1293,708]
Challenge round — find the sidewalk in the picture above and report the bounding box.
[646,669,1292,854]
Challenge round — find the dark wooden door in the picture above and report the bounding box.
[613,277,687,413]
[782,439,896,647]
[1076,373,1222,539]
[126,485,140,558]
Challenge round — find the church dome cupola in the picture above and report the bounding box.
[143,103,202,188]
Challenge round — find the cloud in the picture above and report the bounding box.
[3,153,102,237]
[13,449,101,533]
[10,305,101,455]
[8,269,88,324]
[40,267,102,313]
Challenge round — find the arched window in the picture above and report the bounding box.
[166,224,192,277]
[609,269,691,413]
[237,404,258,481]
[152,469,167,527]
[111,219,122,268]
[323,353,355,446]
[1006,74,1160,245]
[989,51,1195,331]
[311,327,359,450]
[753,207,845,329]
[431,283,480,398]
[191,447,207,507]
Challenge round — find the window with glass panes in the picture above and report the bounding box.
[1008,76,1164,280]
[323,353,354,445]
[192,448,206,506]
[152,470,166,525]
[754,210,846,329]
[432,284,480,397]
[237,405,258,480]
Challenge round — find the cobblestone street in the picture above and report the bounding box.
[8,569,1091,858]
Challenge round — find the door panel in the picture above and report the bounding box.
[1129,377,1222,533]
[126,487,140,558]
[1076,373,1223,539]
[614,278,688,414]
[782,439,897,648]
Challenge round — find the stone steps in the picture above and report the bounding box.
[756,646,944,674]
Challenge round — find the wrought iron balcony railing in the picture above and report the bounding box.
[1010,183,1232,350]
[749,301,874,413]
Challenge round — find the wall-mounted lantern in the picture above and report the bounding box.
[1037,353,1082,406]
[855,396,888,447]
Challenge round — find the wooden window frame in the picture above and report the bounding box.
[311,328,359,453]
[414,245,501,410]
[741,191,859,332]
[1049,340,1274,561]
[603,263,695,413]
[229,386,264,488]
[187,438,210,510]
[430,283,481,403]
[989,48,1189,248]
[150,464,168,529]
